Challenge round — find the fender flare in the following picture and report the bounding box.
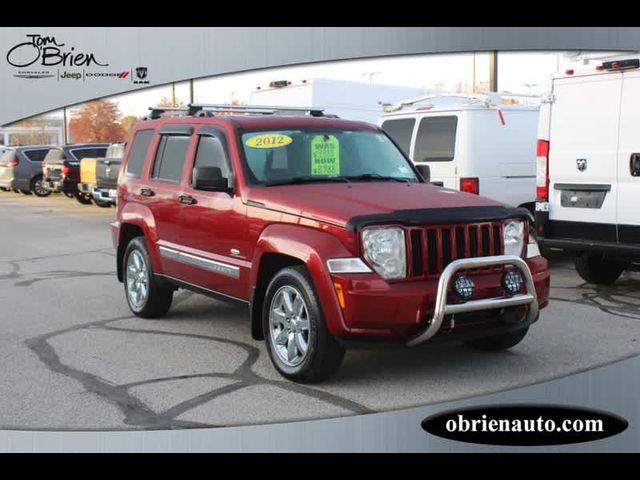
[250,223,355,339]
[116,202,162,281]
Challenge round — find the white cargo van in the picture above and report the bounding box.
[378,93,539,212]
[249,78,430,124]
[535,57,640,284]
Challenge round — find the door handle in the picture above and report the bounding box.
[631,153,640,177]
[178,195,197,205]
[140,188,155,197]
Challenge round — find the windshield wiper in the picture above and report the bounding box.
[344,173,412,183]
[264,176,350,187]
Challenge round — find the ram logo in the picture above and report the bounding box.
[576,158,587,172]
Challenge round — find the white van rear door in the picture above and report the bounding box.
[412,114,458,189]
[616,70,640,244]
[548,73,622,227]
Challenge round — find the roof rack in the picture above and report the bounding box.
[381,92,540,113]
[147,103,328,120]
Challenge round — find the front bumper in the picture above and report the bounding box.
[46,178,77,194]
[328,255,549,342]
[406,255,537,346]
[92,187,117,205]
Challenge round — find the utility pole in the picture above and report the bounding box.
[489,51,498,92]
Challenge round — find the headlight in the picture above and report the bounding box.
[503,220,525,256]
[361,227,406,279]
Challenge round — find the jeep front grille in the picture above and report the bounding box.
[408,222,504,278]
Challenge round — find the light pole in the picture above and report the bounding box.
[361,71,382,85]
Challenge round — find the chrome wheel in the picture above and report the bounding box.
[126,250,149,310]
[269,285,311,367]
[32,178,50,197]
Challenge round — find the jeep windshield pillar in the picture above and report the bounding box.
[112,103,550,382]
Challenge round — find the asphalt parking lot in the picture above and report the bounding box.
[1,192,640,430]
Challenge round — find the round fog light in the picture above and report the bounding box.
[453,274,474,300]
[502,269,524,295]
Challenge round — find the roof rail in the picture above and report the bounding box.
[381,92,540,113]
[147,103,328,120]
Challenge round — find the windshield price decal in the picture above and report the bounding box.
[311,135,340,176]
[245,134,292,149]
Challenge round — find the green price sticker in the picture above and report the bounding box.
[311,135,340,176]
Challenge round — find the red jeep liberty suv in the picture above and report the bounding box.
[112,104,550,382]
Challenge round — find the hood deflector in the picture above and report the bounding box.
[346,205,532,231]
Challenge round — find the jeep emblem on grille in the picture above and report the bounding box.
[576,158,587,172]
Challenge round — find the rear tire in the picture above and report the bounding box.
[74,192,93,205]
[123,237,174,318]
[465,326,529,351]
[574,252,626,285]
[30,176,51,197]
[263,265,345,383]
[0,187,9,192]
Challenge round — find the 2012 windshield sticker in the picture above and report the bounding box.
[245,134,293,149]
[311,135,340,176]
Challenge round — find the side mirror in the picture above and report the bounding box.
[415,164,431,183]
[193,166,231,192]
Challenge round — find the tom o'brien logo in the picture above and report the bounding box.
[6,33,149,83]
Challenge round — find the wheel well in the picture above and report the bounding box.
[518,202,535,224]
[116,224,144,282]
[250,253,303,340]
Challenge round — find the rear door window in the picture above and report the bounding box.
[381,118,415,156]
[152,135,190,184]
[414,116,458,162]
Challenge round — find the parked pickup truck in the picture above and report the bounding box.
[93,142,125,207]
[43,143,109,204]
[112,103,550,382]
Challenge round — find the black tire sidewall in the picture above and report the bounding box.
[263,267,326,378]
[31,176,51,197]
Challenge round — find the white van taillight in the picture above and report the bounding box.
[460,177,479,195]
[602,59,639,71]
[536,139,550,200]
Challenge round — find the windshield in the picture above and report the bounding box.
[240,129,419,186]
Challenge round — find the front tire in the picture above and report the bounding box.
[74,192,93,205]
[465,326,529,351]
[93,198,112,208]
[31,176,51,197]
[263,266,345,383]
[574,252,626,285]
[123,237,174,318]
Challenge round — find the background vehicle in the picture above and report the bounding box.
[93,142,125,207]
[112,103,549,382]
[0,145,53,196]
[250,78,429,123]
[43,143,109,204]
[536,57,640,284]
[379,93,540,213]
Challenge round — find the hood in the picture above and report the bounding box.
[246,182,505,227]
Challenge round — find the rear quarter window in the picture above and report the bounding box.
[381,118,415,156]
[22,149,50,162]
[414,116,458,162]
[70,148,108,161]
[125,130,154,177]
